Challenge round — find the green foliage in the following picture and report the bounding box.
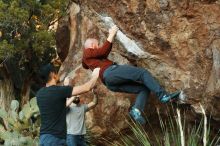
[104,120,151,146]
[0,0,68,59]
[104,109,220,146]
[0,97,40,145]
[0,0,70,104]
[0,40,15,58]
[32,30,55,57]
[0,0,69,92]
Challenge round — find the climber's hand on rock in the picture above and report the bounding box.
[109,25,119,36]
[107,25,119,42]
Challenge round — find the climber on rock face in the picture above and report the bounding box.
[82,25,180,125]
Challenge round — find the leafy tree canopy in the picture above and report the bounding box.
[0,0,68,90]
[0,0,68,61]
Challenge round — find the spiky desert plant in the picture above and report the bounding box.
[103,106,220,146]
[0,97,40,146]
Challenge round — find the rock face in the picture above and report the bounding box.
[56,0,220,139]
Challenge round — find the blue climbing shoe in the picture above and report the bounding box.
[129,107,146,125]
[160,91,181,103]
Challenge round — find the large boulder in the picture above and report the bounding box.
[56,0,220,139]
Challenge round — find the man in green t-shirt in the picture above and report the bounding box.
[36,63,100,146]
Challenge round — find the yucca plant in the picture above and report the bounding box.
[104,120,151,146]
[84,127,100,146]
[103,104,220,146]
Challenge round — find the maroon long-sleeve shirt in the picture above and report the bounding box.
[82,40,114,82]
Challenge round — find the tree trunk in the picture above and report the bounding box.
[0,79,15,111]
[20,79,31,107]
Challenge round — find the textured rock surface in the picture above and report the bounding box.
[57,0,220,139]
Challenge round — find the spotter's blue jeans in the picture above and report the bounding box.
[66,134,86,146]
[40,134,66,146]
